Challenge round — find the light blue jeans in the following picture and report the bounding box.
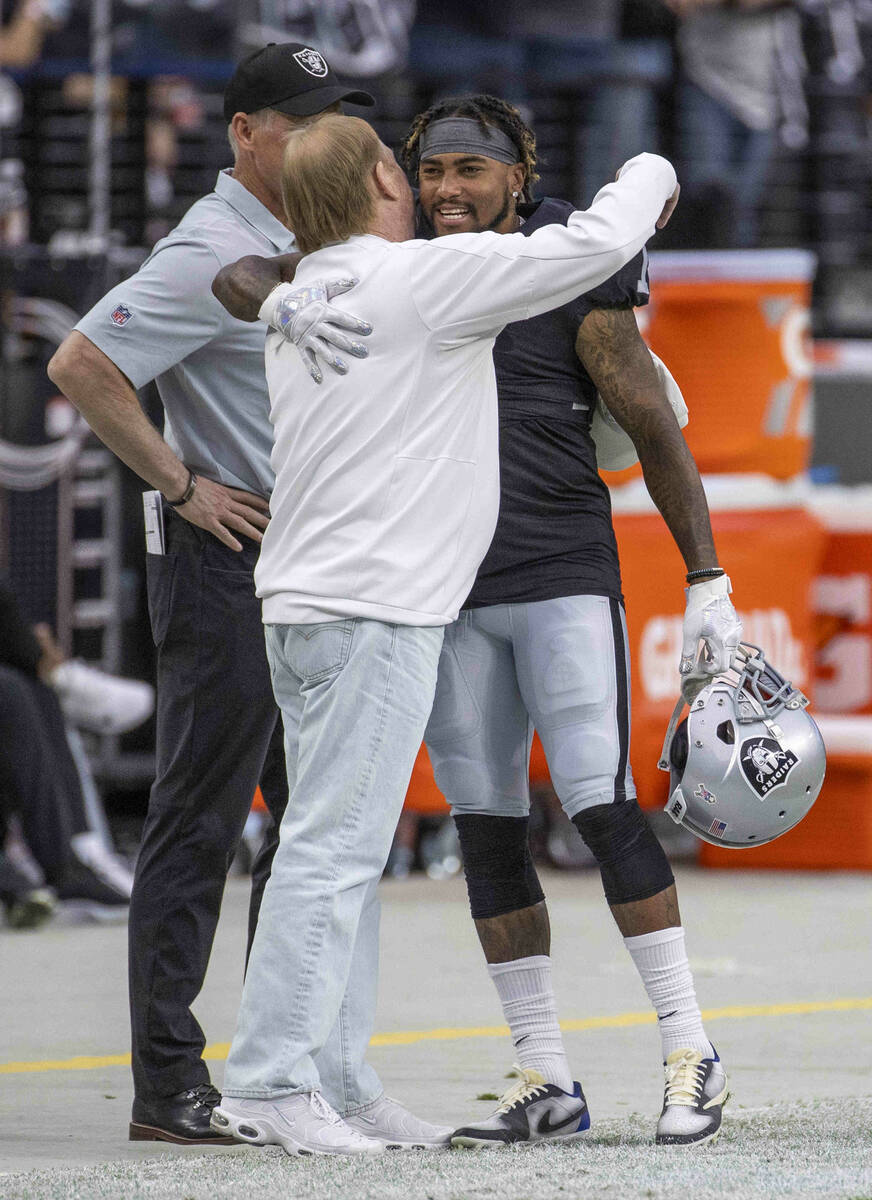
[222,617,444,1105]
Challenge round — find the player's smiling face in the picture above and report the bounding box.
[418,152,525,236]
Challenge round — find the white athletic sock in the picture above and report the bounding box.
[487,955,574,1093]
[623,927,713,1060]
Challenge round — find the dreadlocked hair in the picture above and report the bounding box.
[401,94,539,202]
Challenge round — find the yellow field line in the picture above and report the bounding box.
[3,995,870,1076]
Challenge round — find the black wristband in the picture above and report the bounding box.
[686,567,725,584]
[165,470,197,508]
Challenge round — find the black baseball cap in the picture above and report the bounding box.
[223,43,375,123]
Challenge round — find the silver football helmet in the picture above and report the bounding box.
[658,644,826,848]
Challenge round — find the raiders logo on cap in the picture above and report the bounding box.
[740,736,799,798]
[293,48,328,78]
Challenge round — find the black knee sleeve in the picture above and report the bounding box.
[572,800,674,906]
[454,814,545,920]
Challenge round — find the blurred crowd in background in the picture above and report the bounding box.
[1,0,871,926]
[1,0,870,311]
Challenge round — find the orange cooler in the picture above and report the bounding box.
[808,486,872,716]
[604,250,816,487]
[611,476,827,810]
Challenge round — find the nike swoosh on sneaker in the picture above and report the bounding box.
[536,1106,587,1136]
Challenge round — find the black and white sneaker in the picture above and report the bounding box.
[451,1066,590,1148]
[655,1048,729,1146]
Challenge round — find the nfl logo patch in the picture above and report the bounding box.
[110,303,133,326]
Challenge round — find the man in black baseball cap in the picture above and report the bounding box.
[223,41,375,122]
[223,42,375,227]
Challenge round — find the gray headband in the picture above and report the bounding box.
[417,117,520,166]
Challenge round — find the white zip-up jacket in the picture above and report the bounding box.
[255,153,677,627]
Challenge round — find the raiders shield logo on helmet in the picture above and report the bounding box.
[293,48,328,77]
[740,737,799,798]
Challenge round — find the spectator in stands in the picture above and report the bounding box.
[0,0,67,68]
[236,0,416,78]
[0,0,70,246]
[408,0,526,99]
[505,0,669,205]
[662,0,794,247]
[409,1,671,203]
[0,848,54,929]
[0,577,145,922]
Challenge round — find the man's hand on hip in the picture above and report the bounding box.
[176,476,270,551]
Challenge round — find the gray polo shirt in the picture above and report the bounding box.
[75,170,295,497]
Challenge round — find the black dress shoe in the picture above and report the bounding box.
[129,1083,237,1144]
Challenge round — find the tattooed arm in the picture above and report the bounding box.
[575,307,719,572]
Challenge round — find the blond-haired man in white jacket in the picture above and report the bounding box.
[211,113,679,1158]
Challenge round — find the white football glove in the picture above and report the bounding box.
[680,574,743,701]
[259,279,371,383]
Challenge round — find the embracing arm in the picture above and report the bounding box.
[47,332,268,551]
[576,307,717,572]
[211,252,302,322]
[411,154,678,337]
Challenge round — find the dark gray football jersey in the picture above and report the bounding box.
[464,196,650,609]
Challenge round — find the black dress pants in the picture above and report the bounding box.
[130,507,288,1100]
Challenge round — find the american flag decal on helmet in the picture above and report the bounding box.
[708,817,728,838]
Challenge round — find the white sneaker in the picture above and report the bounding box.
[71,832,134,900]
[343,1094,452,1149]
[51,659,154,735]
[211,1092,385,1157]
[656,1048,729,1146]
